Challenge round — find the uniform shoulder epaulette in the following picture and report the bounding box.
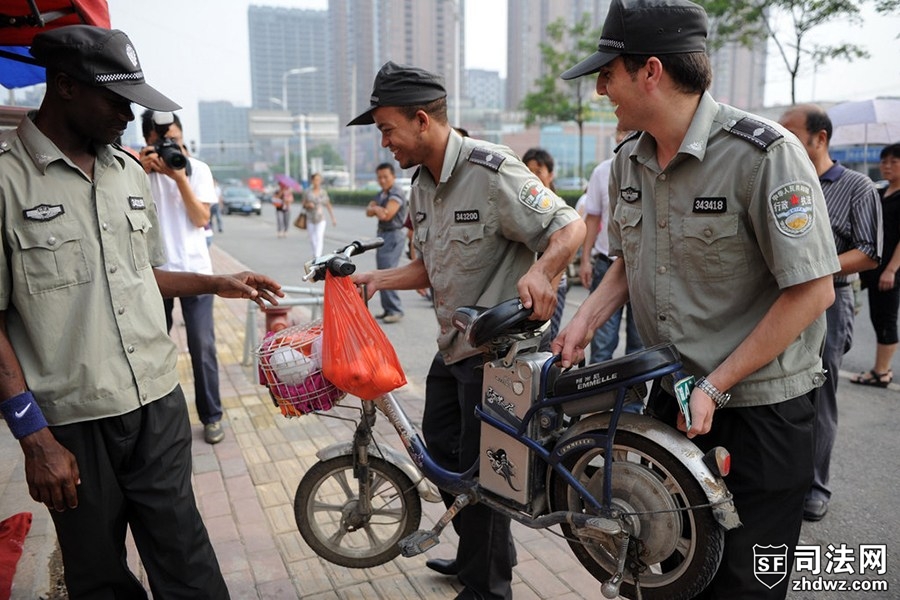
[468,147,506,171]
[614,130,642,154]
[112,142,143,167]
[724,117,783,151]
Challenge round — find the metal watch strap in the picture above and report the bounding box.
[696,376,731,409]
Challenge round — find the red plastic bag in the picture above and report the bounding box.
[322,272,407,400]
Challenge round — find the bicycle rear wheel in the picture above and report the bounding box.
[551,430,724,599]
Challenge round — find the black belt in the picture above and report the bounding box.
[834,282,851,288]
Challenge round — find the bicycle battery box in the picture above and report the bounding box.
[479,351,552,507]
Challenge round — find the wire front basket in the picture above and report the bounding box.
[255,321,346,417]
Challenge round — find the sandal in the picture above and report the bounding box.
[850,369,892,388]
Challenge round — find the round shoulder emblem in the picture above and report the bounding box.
[769,181,815,237]
[518,179,555,213]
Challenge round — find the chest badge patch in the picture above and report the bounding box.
[129,196,146,210]
[518,179,555,213]
[23,204,65,222]
[693,197,727,213]
[455,210,480,223]
[620,187,641,203]
[415,211,427,223]
[769,182,815,237]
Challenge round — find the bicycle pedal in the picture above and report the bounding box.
[577,517,622,541]
[398,530,440,557]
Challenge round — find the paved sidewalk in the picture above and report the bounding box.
[2,245,597,600]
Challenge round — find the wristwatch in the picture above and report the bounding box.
[695,376,731,409]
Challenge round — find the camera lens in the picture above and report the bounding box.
[155,139,187,169]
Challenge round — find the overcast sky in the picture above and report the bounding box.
[104,0,899,136]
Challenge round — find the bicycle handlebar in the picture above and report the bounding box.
[303,238,384,282]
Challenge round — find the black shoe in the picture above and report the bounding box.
[425,558,459,576]
[803,498,828,522]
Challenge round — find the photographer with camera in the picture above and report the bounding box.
[140,110,226,445]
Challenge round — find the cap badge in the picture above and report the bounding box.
[125,44,139,68]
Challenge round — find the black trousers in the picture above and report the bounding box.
[49,387,229,600]
[648,391,815,600]
[422,353,514,600]
[164,295,223,426]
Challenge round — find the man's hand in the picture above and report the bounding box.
[516,269,557,321]
[20,428,80,512]
[351,271,379,301]
[679,389,716,438]
[551,313,593,367]
[579,257,593,290]
[214,272,284,308]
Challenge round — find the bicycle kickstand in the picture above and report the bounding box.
[398,493,472,557]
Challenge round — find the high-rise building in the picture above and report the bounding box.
[248,6,333,115]
[507,0,610,112]
[198,101,252,168]
[505,0,767,112]
[466,69,505,110]
[329,0,465,128]
[709,41,768,111]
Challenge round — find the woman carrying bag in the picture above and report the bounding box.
[301,172,337,258]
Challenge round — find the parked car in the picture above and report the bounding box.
[221,186,262,215]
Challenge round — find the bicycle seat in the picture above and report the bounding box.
[452,298,546,348]
[549,343,682,398]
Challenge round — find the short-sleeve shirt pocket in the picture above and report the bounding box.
[681,215,748,281]
[126,211,153,271]
[614,204,643,270]
[14,224,91,294]
[448,223,485,272]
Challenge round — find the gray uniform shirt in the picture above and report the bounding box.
[0,116,178,425]
[609,93,840,407]
[412,130,580,364]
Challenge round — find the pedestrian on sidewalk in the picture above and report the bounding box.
[854,143,900,388]
[779,104,882,522]
[301,172,337,258]
[0,25,283,599]
[140,109,228,445]
[273,180,294,238]
[349,61,584,600]
[366,162,408,323]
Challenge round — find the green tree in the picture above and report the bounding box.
[698,0,899,104]
[520,15,602,180]
[308,143,345,168]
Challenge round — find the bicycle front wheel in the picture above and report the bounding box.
[294,455,422,568]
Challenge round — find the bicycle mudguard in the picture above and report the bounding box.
[552,412,742,530]
[315,441,442,503]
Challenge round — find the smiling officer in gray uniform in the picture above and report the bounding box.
[553,1,840,598]
[350,61,584,600]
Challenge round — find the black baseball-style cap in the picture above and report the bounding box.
[561,0,708,80]
[30,24,181,111]
[347,61,447,126]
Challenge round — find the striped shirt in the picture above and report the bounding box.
[819,161,882,285]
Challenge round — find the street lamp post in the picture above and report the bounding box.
[281,66,317,182]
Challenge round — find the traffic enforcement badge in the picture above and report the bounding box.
[769,182,815,237]
[518,179,555,213]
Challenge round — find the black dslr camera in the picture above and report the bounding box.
[151,112,191,174]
